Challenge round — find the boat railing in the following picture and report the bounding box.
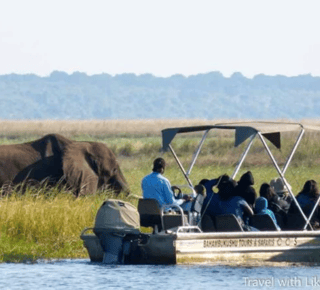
[166,226,202,234]
[161,204,186,229]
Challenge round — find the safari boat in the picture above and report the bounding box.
[81,122,320,264]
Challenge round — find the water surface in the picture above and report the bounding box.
[1,259,320,289]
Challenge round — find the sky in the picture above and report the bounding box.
[1,0,320,78]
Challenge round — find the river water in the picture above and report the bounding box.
[1,259,320,290]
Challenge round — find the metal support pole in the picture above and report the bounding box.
[187,130,209,177]
[304,194,320,230]
[282,129,305,175]
[257,132,313,230]
[169,144,193,188]
[231,134,256,180]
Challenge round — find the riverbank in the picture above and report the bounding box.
[0,191,109,262]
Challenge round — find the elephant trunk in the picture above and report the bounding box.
[99,171,130,196]
[112,176,130,196]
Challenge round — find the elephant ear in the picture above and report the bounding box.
[32,134,72,159]
[62,143,98,196]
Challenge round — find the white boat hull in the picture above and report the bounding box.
[81,229,320,265]
[175,231,320,264]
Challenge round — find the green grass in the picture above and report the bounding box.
[0,189,132,263]
[1,131,320,262]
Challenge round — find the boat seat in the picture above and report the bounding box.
[274,213,285,229]
[215,214,244,232]
[285,213,312,231]
[251,214,280,231]
[138,199,187,232]
[201,214,216,232]
[138,199,163,233]
[162,214,185,230]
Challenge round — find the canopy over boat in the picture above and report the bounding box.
[162,121,320,151]
[161,121,320,231]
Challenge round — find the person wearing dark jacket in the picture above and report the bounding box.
[259,182,290,228]
[217,178,255,231]
[235,171,257,208]
[199,174,230,216]
[289,180,320,229]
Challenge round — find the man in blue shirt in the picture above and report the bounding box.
[142,157,191,209]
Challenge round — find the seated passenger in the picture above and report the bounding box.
[259,182,290,226]
[200,178,216,211]
[254,197,281,231]
[270,177,293,204]
[200,174,229,216]
[234,171,257,208]
[289,180,320,229]
[217,178,255,230]
[180,184,207,212]
[194,184,207,199]
[141,157,192,210]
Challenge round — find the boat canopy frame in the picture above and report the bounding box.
[161,121,320,231]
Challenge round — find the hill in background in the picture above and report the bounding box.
[0,71,319,120]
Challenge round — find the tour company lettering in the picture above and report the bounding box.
[203,237,298,248]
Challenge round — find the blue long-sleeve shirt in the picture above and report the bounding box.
[141,172,184,208]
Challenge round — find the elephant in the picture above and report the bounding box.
[0,134,130,196]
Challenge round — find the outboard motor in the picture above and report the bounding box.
[93,199,141,264]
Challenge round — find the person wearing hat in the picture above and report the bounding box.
[270,177,293,204]
[141,157,192,210]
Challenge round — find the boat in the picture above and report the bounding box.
[81,122,320,265]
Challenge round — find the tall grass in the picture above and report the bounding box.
[0,187,135,262]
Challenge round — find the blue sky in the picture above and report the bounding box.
[0,0,319,78]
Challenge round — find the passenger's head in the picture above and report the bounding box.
[194,184,207,198]
[152,157,166,173]
[270,177,291,197]
[238,171,254,186]
[199,179,209,186]
[255,197,268,213]
[217,174,232,190]
[218,179,237,201]
[301,180,319,198]
[259,183,276,201]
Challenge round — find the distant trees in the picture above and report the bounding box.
[0,71,319,120]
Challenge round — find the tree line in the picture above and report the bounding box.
[0,71,319,120]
